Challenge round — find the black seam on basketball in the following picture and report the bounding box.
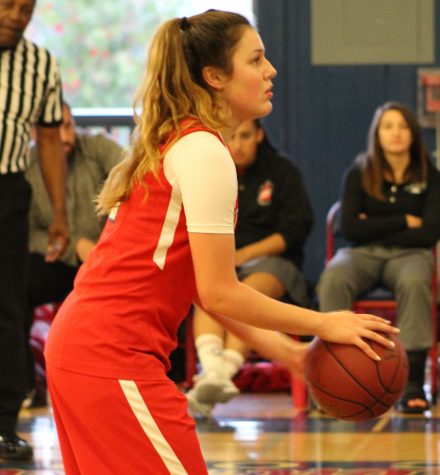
[308,380,375,418]
[322,341,389,408]
[374,343,403,394]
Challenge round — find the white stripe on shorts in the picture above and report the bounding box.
[119,379,188,475]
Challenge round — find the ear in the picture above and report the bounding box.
[202,66,227,91]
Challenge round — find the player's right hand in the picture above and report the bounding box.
[317,310,400,361]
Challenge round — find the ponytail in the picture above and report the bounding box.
[97,10,250,215]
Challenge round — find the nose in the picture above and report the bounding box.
[264,58,277,80]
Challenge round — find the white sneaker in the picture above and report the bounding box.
[186,389,214,419]
[192,371,240,404]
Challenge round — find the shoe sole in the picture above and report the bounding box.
[195,382,239,404]
[186,394,213,419]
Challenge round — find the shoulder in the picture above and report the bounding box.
[78,132,121,150]
[167,130,229,161]
[427,160,440,177]
[164,131,235,186]
[258,148,300,174]
[22,38,57,62]
[344,160,362,180]
[426,160,440,186]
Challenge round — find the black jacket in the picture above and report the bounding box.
[340,161,440,248]
[235,145,314,269]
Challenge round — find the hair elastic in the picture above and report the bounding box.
[180,17,190,32]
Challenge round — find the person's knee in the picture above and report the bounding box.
[317,267,350,296]
[396,271,431,294]
[241,272,285,298]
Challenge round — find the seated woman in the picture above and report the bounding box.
[187,119,314,418]
[317,101,440,414]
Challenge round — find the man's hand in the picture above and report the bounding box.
[46,211,69,262]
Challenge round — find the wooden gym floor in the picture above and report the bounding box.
[1,391,439,474]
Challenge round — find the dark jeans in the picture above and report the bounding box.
[25,253,78,392]
[0,173,31,433]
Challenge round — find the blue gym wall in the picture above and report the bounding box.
[256,0,440,286]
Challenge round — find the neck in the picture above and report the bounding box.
[219,127,234,143]
[220,117,248,143]
[384,152,410,183]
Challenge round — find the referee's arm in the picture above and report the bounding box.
[35,125,69,262]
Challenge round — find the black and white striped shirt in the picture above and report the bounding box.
[0,38,63,175]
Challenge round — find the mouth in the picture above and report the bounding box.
[0,26,21,36]
[0,27,22,44]
[265,85,273,99]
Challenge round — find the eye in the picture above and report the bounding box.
[251,54,262,64]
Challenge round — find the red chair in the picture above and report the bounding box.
[326,201,438,401]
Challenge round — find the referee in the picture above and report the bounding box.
[0,0,68,460]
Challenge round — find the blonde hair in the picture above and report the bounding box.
[97,10,251,215]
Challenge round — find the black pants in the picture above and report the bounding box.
[0,174,31,433]
[27,253,78,308]
[25,253,78,392]
[25,253,79,390]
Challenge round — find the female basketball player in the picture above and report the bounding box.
[45,10,399,474]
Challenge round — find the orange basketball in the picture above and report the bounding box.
[305,333,408,421]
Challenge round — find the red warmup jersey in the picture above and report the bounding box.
[45,123,237,379]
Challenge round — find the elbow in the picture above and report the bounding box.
[196,281,234,316]
[197,289,223,315]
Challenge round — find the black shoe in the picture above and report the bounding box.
[397,392,430,414]
[0,433,33,460]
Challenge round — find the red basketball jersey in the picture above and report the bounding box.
[45,123,233,379]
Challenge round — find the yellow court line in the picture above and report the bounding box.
[372,410,392,432]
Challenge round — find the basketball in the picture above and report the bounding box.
[305,333,408,421]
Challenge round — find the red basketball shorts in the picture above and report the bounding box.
[46,364,208,475]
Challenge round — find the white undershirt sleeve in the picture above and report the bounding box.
[164,131,237,234]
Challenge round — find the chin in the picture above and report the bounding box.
[0,39,19,49]
[258,103,273,118]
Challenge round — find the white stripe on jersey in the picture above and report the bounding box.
[119,380,188,475]
[153,186,182,270]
